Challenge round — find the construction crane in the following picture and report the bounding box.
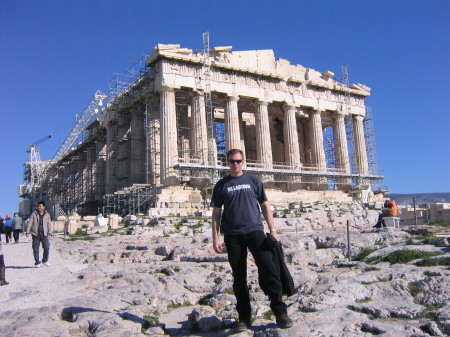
[25,134,52,193]
[50,90,106,164]
[19,90,107,217]
[19,134,52,216]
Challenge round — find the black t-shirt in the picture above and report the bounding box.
[210,173,267,235]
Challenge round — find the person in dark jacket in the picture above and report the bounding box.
[12,213,23,244]
[4,215,13,244]
[211,149,293,331]
[0,237,8,285]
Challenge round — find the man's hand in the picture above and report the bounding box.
[48,233,53,237]
[213,238,223,254]
[25,233,29,237]
[270,230,281,242]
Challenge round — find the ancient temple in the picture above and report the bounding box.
[36,43,383,216]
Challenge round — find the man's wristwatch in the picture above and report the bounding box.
[270,228,277,233]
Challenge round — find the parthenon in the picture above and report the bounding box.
[22,41,383,217]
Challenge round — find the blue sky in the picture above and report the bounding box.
[0,0,449,215]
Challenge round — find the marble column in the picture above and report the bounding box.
[130,108,145,184]
[145,97,160,186]
[297,117,307,165]
[105,120,117,194]
[256,100,273,168]
[191,92,209,163]
[283,104,301,168]
[225,95,241,153]
[159,86,179,185]
[333,111,351,189]
[116,113,130,189]
[95,129,106,200]
[255,100,273,183]
[309,109,327,188]
[352,114,369,179]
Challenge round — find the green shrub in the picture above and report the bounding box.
[353,248,376,261]
[363,266,380,272]
[372,249,444,265]
[423,233,441,245]
[423,270,441,277]
[316,241,328,249]
[263,310,274,320]
[355,297,372,303]
[143,315,159,326]
[415,257,450,267]
[408,282,423,297]
[429,221,450,228]
[405,238,415,245]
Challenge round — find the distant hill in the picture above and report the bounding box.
[387,193,450,206]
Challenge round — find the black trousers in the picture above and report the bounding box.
[375,212,394,228]
[4,227,12,243]
[32,234,50,264]
[13,230,20,243]
[224,230,287,321]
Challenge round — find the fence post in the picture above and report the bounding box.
[346,220,351,261]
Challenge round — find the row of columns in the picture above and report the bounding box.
[156,88,369,186]
[97,87,368,188]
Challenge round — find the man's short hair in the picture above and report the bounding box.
[226,149,244,159]
[38,201,46,207]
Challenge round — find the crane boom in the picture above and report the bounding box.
[51,90,106,163]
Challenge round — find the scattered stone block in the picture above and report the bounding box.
[94,214,107,227]
[108,214,119,229]
[65,219,78,234]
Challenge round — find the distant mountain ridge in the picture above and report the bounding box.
[387,193,450,206]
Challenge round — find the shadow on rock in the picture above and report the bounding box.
[61,306,110,322]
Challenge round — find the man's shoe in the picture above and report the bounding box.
[235,320,251,332]
[35,263,41,268]
[276,314,293,328]
[43,262,50,266]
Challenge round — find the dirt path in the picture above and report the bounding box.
[0,235,87,312]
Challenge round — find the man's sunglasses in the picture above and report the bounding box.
[228,159,243,164]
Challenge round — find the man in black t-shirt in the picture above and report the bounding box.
[211,149,293,331]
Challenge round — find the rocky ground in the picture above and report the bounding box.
[0,216,449,337]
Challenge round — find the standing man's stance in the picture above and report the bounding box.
[211,149,293,331]
[26,201,52,267]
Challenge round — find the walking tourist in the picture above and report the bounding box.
[4,214,13,244]
[26,201,53,267]
[210,149,293,331]
[0,235,9,286]
[0,215,4,241]
[12,213,23,244]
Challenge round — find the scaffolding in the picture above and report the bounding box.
[203,31,220,184]
[342,64,357,181]
[363,106,382,190]
[99,54,162,216]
